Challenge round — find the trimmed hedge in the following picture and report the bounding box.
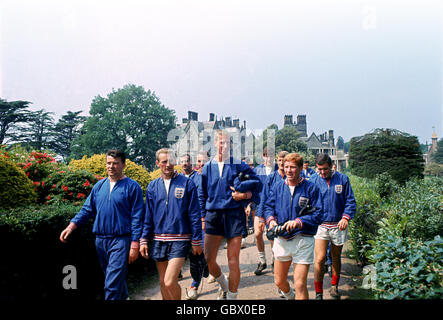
[0,203,155,300]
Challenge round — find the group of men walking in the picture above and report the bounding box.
[59,129,356,300]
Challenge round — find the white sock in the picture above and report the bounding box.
[283,288,295,300]
[258,251,266,264]
[215,273,229,292]
[227,290,238,300]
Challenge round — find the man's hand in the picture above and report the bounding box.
[59,223,77,243]
[139,244,149,259]
[245,204,251,217]
[268,220,278,230]
[192,245,203,255]
[338,218,349,231]
[230,187,252,201]
[282,219,301,231]
[129,249,139,264]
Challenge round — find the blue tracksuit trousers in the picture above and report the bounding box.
[95,236,131,300]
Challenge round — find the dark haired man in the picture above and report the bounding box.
[60,149,145,300]
[310,153,356,300]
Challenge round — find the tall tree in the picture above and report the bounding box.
[52,110,86,161]
[72,84,176,170]
[0,99,31,144]
[349,128,424,183]
[274,125,307,153]
[15,109,55,151]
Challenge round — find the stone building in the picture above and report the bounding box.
[170,111,254,163]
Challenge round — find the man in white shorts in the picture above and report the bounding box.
[310,153,356,300]
[263,153,323,300]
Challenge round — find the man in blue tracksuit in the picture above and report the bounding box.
[252,148,281,275]
[59,149,145,300]
[179,153,208,300]
[199,130,261,300]
[310,153,356,300]
[139,148,202,300]
[300,160,315,180]
[263,153,323,300]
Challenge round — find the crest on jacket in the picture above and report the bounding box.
[298,196,309,207]
[175,187,185,199]
[335,185,343,194]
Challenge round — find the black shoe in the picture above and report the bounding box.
[254,262,267,276]
[315,293,323,300]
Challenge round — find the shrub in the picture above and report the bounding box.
[0,156,37,209]
[374,172,398,199]
[44,168,99,204]
[364,218,443,299]
[347,174,385,265]
[69,154,152,191]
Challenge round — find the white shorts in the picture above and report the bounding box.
[272,234,314,264]
[314,225,348,246]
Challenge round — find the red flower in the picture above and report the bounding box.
[47,195,51,200]
[33,181,40,186]
[62,185,69,192]
[52,184,57,189]
[77,193,86,199]
[68,192,73,196]
[41,181,45,186]
[83,180,90,187]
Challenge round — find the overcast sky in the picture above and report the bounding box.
[1,0,442,144]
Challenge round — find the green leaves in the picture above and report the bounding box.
[349,128,424,184]
[71,84,176,170]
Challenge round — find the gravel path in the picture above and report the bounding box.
[131,234,366,300]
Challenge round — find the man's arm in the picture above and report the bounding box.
[129,183,145,263]
[60,189,96,243]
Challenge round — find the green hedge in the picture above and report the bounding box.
[0,202,154,300]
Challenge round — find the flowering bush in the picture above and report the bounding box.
[2,147,98,205]
[43,168,99,205]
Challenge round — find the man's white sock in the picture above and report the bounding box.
[283,288,295,300]
[215,273,229,292]
[258,251,266,264]
[227,290,238,300]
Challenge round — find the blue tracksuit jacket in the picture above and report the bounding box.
[198,157,262,218]
[263,178,324,239]
[309,171,356,222]
[70,177,145,242]
[300,167,315,180]
[142,173,202,246]
[255,169,285,220]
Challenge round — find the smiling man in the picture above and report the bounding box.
[263,153,323,300]
[59,149,145,300]
[140,148,202,300]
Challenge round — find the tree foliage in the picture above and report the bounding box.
[71,84,176,170]
[349,128,424,184]
[432,138,443,164]
[51,110,86,161]
[0,99,32,144]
